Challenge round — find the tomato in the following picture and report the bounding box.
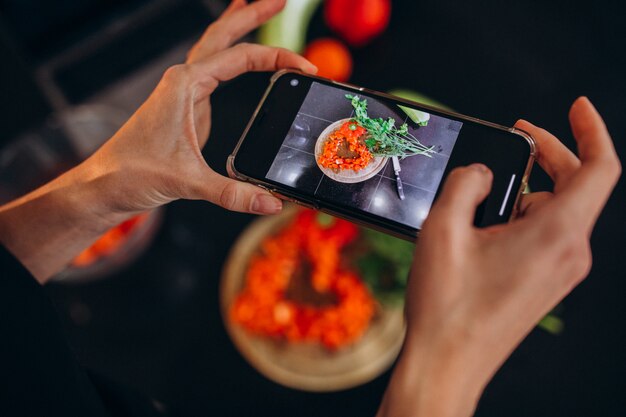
[304,38,353,81]
[324,0,391,46]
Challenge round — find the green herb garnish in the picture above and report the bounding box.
[538,313,564,335]
[345,94,436,159]
[316,212,335,228]
[355,228,415,307]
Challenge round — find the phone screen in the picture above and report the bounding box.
[233,72,533,237]
[264,81,462,230]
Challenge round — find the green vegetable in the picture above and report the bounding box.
[363,228,414,284]
[316,212,335,228]
[538,313,564,335]
[398,104,430,126]
[357,253,404,306]
[389,89,455,126]
[257,0,322,53]
[345,94,436,159]
[355,228,415,306]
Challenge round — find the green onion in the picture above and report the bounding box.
[345,94,436,159]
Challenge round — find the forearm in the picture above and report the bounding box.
[0,162,129,283]
[376,329,489,417]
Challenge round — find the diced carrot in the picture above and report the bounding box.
[72,248,98,267]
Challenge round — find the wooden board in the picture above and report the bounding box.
[220,205,405,392]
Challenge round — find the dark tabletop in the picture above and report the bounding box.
[9,1,626,416]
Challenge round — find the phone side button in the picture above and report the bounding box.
[270,191,318,210]
[294,200,318,210]
[269,191,290,201]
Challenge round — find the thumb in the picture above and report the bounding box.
[199,170,283,215]
[429,164,493,228]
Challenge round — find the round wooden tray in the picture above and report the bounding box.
[220,206,405,392]
[314,118,387,184]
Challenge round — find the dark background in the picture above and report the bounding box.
[1,1,625,416]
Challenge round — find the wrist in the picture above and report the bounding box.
[378,325,489,417]
[0,163,130,281]
[65,160,134,228]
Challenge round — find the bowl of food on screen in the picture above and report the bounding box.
[315,95,436,184]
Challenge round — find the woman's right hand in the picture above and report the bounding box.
[378,97,621,417]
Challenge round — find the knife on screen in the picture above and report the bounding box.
[391,156,405,200]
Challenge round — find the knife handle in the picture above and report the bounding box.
[395,174,405,200]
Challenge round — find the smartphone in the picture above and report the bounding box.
[228,70,535,240]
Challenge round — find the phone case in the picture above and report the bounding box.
[228,70,536,240]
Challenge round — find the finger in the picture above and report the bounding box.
[514,119,580,191]
[222,0,247,17]
[187,0,286,63]
[569,97,618,163]
[554,97,621,230]
[428,164,493,229]
[199,169,283,214]
[189,43,317,98]
[518,191,553,217]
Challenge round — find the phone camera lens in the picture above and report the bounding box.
[290,79,299,87]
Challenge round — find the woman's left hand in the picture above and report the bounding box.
[0,0,316,281]
[87,0,316,216]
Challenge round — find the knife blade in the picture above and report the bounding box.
[391,156,405,200]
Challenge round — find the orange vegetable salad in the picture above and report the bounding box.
[230,210,376,350]
[72,213,149,267]
[318,120,373,172]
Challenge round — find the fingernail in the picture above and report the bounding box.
[303,63,318,74]
[251,194,282,214]
[468,163,489,174]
